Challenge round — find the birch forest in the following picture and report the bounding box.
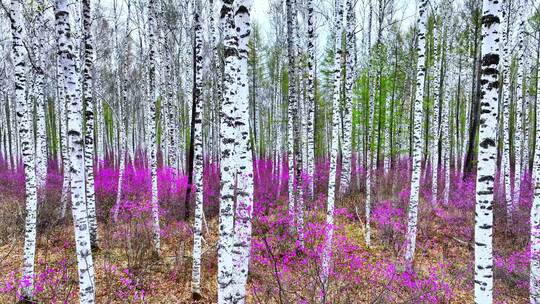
[3,0,540,303]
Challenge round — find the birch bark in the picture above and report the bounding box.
[10,0,39,299]
[56,0,96,301]
[404,0,428,265]
[321,0,344,286]
[473,0,501,302]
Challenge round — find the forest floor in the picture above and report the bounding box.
[0,163,532,303]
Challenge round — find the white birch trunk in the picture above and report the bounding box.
[500,3,513,219]
[340,0,355,195]
[232,2,255,302]
[474,1,501,302]
[441,44,452,206]
[286,0,297,225]
[218,1,238,302]
[191,0,205,298]
[530,39,540,303]
[56,0,96,302]
[33,0,47,190]
[431,17,441,206]
[365,0,375,247]
[147,0,161,253]
[515,1,526,202]
[82,0,98,248]
[10,0,38,299]
[58,55,70,219]
[306,0,315,197]
[321,0,344,286]
[404,0,428,265]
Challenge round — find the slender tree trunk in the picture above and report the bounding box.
[33,0,47,190]
[147,0,161,253]
[82,0,98,249]
[431,15,441,206]
[218,1,238,302]
[464,8,482,178]
[500,3,513,221]
[306,0,316,198]
[321,0,344,287]
[404,0,428,266]
[191,0,205,298]
[340,0,355,196]
[515,1,527,202]
[231,2,255,302]
[530,33,540,303]
[365,0,375,247]
[10,0,38,299]
[286,0,297,228]
[56,0,96,302]
[441,39,452,206]
[58,54,70,219]
[473,1,501,302]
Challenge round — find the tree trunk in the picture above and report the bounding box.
[147,0,161,253]
[529,33,540,302]
[340,0,355,195]
[217,1,238,302]
[231,3,255,302]
[191,0,205,298]
[82,0,98,249]
[474,0,501,301]
[10,0,39,299]
[321,0,344,288]
[404,0,428,266]
[55,0,96,302]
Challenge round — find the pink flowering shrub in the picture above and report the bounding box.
[0,155,534,302]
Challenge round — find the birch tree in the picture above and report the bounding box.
[191,0,205,298]
[404,0,428,266]
[365,0,375,247]
[218,0,238,301]
[500,1,513,219]
[32,0,47,190]
[473,0,501,302]
[514,0,526,204]
[148,0,161,253]
[340,0,355,196]
[82,0,98,249]
[232,2,255,301]
[530,40,540,304]
[430,8,441,206]
[286,0,297,226]
[321,0,344,287]
[10,0,38,299]
[56,0,96,302]
[306,0,315,197]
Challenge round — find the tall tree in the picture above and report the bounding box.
[10,0,38,299]
[500,0,513,220]
[321,0,344,288]
[218,0,238,302]
[191,0,205,299]
[530,37,540,304]
[515,0,528,204]
[306,0,316,197]
[340,0,355,195]
[56,0,96,302]
[147,0,161,253]
[404,0,428,266]
[473,0,501,302]
[231,2,255,302]
[286,0,298,229]
[431,6,442,205]
[32,0,47,190]
[82,0,98,249]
